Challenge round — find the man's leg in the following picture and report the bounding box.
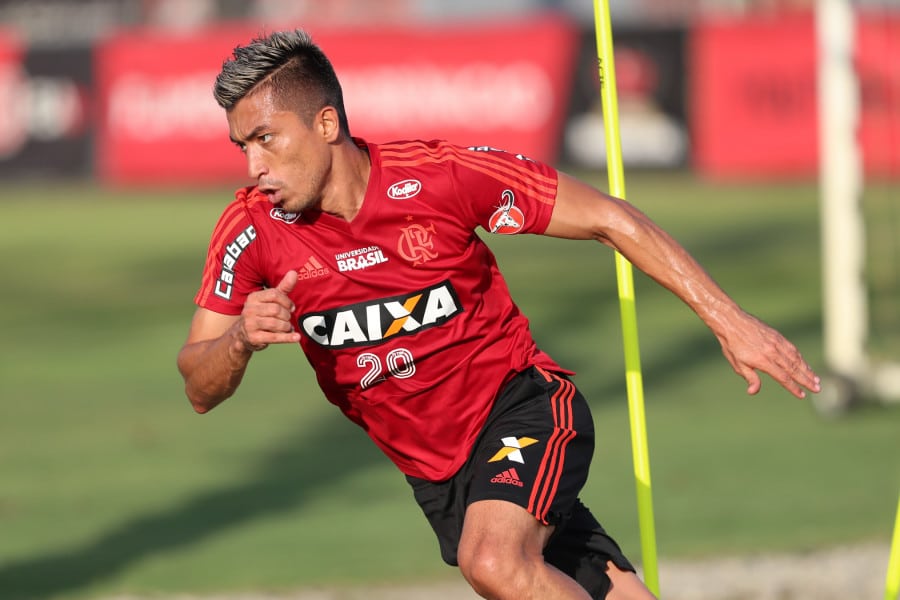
[426,367,655,599]
[458,499,591,600]
[606,561,657,600]
[458,500,658,600]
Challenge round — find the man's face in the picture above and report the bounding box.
[227,87,331,214]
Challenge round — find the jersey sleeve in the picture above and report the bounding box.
[193,194,264,315]
[450,145,559,236]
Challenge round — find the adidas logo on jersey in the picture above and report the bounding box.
[491,467,524,487]
[299,256,330,280]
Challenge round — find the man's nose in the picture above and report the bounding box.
[247,147,267,180]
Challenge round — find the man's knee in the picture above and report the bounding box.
[458,539,532,598]
[458,500,554,597]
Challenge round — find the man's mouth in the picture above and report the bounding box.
[262,189,282,205]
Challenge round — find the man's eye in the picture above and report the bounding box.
[259,133,272,143]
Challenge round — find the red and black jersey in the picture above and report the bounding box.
[195,139,570,481]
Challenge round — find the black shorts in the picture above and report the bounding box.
[406,366,635,599]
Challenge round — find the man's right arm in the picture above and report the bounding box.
[177,271,301,413]
[544,173,820,400]
[177,309,255,413]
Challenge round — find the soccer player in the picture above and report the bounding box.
[177,30,821,600]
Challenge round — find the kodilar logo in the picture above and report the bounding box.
[388,179,422,200]
[270,207,301,224]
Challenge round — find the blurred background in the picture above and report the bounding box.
[1,1,899,599]
[1,0,898,181]
[0,0,895,183]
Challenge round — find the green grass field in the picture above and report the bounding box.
[0,173,898,599]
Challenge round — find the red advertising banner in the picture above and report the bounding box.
[857,13,900,176]
[691,12,900,178]
[95,18,578,185]
[0,30,25,160]
[95,24,247,185]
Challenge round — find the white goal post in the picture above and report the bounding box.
[816,0,900,414]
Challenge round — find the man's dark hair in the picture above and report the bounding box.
[214,29,350,135]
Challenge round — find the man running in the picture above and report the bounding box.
[177,30,820,600]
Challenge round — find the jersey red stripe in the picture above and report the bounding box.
[381,142,557,188]
[382,140,557,187]
[380,143,557,202]
[381,142,557,195]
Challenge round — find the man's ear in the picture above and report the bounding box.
[317,106,340,142]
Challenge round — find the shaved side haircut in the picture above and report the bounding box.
[214,29,350,135]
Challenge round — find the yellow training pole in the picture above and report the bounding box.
[886,490,900,600]
[593,0,660,595]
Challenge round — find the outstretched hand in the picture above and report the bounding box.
[716,311,821,399]
[238,270,302,351]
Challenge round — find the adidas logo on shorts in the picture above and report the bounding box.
[490,467,524,487]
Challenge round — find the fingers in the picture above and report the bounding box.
[240,305,301,350]
[766,337,820,398]
[758,351,821,399]
[783,356,821,399]
[743,369,762,396]
[240,271,302,350]
[241,271,300,314]
[723,319,822,399]
[276,270,299,294]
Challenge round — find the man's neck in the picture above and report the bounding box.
[319,138,371,222]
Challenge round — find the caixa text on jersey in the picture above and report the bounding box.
[299,280,462,349]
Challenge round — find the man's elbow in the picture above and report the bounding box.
[184,386,226,414]
[178,352,211,413]
[176,340,238,415]
[188,394,212,414]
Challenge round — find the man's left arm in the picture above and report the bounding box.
[544,171,820,400]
